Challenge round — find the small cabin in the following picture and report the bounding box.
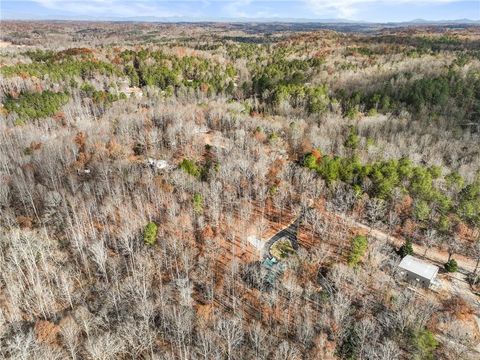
[398,255,439,288]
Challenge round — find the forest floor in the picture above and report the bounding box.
[0,41,24,48]
[242,203,480,352]
[252,203,478,297]
[334,212,478,273]
[263,215,302,258]
[334,211,480,353]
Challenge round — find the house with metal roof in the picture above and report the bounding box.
[261,257,281,287]
[398,255,439,288]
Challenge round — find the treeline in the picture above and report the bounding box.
[248,55,329,113]
[1,50,120,81]
[337,69,480,123]
[119,49,237,95]
[230,43,480,124]
[304,148,480,231]
[2,46,479,129]
[80,82,127,105]
[2,85,125,123]
[251,57,324,96]
[381,34,480,52]
[3,90,69,123]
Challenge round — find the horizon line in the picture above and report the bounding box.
[1,17,479,24]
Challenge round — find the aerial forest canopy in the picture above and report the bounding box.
[0,21,479,360]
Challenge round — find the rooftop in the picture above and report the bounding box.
[399,255,439,280]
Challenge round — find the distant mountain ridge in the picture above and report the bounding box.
[3,14,480,24]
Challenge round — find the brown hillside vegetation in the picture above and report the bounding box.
[0,21,479,359]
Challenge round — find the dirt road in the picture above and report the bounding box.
[335,212,478,274]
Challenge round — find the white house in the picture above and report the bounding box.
[398,255,439,288]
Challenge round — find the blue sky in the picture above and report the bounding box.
[1,1,479,22]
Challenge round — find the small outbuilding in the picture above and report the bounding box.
[147,158,170,171]
[398,255,439,288]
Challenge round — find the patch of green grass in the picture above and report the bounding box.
[270,238,295,259]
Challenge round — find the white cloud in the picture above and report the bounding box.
[304,0,463,19]
[27,0,470,20]
[222,0,253,18]
[31,0,179,18]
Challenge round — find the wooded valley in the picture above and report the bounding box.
[0,21,479,359]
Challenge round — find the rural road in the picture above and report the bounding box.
[335,212,478,275]
[263,211,303,258]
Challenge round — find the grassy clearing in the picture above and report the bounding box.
[270,238,296,259]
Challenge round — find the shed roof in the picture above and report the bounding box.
[399,255,439,280]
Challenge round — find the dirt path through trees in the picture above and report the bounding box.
[334,212,478,274]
